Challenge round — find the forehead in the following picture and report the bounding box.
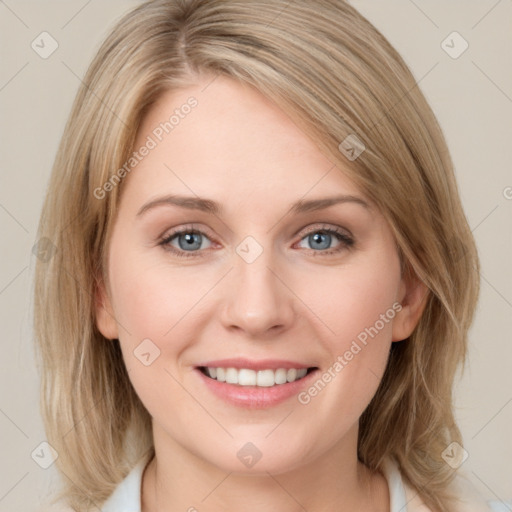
[122,75,368,213]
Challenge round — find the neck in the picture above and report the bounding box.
[141,423,389,512]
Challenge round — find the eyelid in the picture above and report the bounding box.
[160,222,351,243]
[294,222,353,239]
[159,223,217,248]
[159,221,355,257]
[159,223,214,241]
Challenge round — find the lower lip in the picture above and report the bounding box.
[195,368,319,409]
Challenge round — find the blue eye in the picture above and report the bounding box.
[160,229,212,257]
[297,228,354,255]
[159,225,354,258]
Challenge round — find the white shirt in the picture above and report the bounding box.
[100,452,506,512]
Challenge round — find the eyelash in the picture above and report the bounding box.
[158,224,355,259]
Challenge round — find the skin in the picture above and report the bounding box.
[96,74,427,512]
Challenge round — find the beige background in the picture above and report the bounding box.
[0,1,511,510]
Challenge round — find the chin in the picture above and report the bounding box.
[197,438,313,476]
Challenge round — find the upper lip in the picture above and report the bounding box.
[196,358,316,371]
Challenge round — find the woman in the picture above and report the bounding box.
[34,1,500,511]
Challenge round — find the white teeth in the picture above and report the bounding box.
[275,368,287,385]
[203,366,311,386]
[225,367,238,384]
[216,367,226,382]
[257,369,275,387]
[286,368,297,382]
[238,369,257,386]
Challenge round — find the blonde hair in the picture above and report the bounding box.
[33,1,480,510]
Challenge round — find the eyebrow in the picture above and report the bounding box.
[136,193,371,217]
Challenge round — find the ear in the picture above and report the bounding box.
[94,274,119,340]
[392,264,429,342]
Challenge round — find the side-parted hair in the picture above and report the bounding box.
[33,1,480,510]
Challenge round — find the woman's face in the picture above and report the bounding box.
[96,74,425,474]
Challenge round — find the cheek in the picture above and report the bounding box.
[301,256,401,348]
[108,259,196,417]
[107,250,221,404]
[296,257,400,406]
[109,249,210,341]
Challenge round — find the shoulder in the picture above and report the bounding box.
[445,469,510,512]
[38,452,153,512]
[37,502,76,512]
[400,464,508,512]
[487,503,512,512]
[100,451,152,512]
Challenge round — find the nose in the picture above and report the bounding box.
[219,247,296,338]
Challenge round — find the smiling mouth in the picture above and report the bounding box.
[198,366,318,387]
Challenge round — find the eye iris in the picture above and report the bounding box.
[309,232,331,250]
[178,232,201,250]
[170,230,342,253]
